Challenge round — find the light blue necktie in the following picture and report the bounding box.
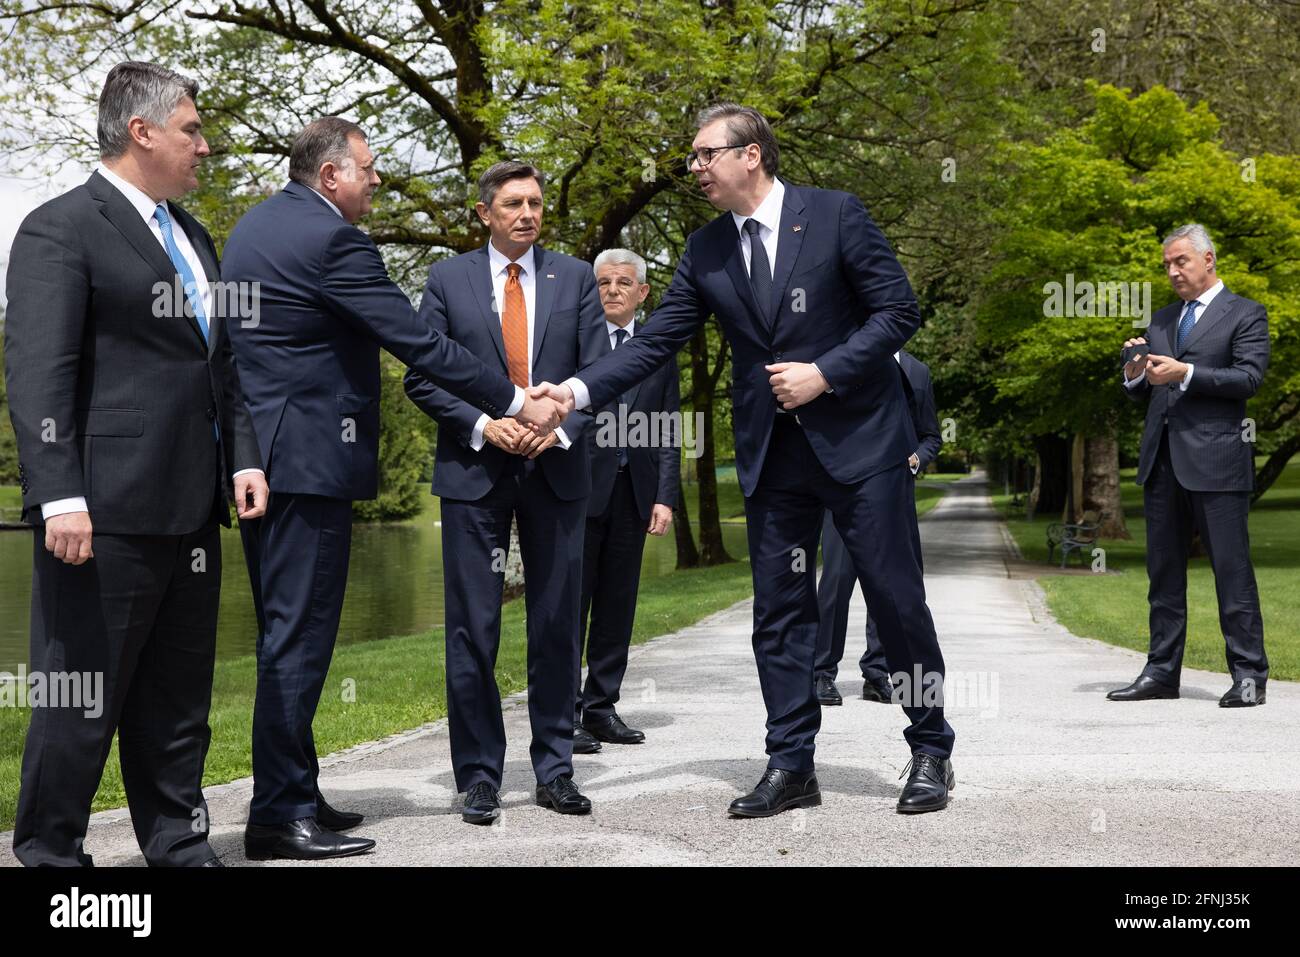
[1176,299,1199,352]
[153,203,209,343]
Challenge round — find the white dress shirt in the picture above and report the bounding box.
[42,165,263,520]
[468,242,570,451]
[1124,278,1222,393]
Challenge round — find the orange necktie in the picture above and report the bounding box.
[502,262,529,388]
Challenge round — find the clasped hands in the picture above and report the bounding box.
[491,382,578,458]
[1122,337,1189,385]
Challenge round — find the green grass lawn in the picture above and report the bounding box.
[0,486,21,511]
[995,460,1300,683]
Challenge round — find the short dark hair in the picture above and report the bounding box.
[289,116,367,186]
[477,160,546,207]
[97,61,199,159]
[695,102,779,177]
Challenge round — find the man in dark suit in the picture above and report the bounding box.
[571,248,680,755]
[223,126,566,860]
[403,161,607,825]
[540,103,956,816]
[1110,223,1269,707]
[4,61,268,867]
[815,349,942,706]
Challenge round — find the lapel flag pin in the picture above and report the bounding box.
[547,274,556,278]
[792,225,802,232]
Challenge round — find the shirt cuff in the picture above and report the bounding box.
[470,413,490,452]
[563,377,592,411]
[909,460,920,475]
[232,468,264,479]
[812,362,833,393]
[1180,363,1195,391]
[1123,370,1147,388]
[504,386,525,417]
[554,427,572,450]
[41,497,88,519]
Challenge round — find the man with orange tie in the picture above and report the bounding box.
[404,161,607,825]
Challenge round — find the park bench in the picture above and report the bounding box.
[1046,510,1101,568]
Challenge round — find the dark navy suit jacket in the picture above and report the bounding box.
[222,182,518,500]
[586,323,681,520]
[574,181,921,496]
[1125,288,1268,492]
[898,350,942,472]
[403,243,607,502]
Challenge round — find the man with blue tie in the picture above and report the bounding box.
[538,103,957,816]
[403,161,607,825]
[5,61,268,866]
[1110,224,1269,706]
[223,126,566,860]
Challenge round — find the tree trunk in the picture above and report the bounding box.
[1252,433,1300,503]
[673,474,700,569]
[1082,427,1130,539]
[1028,434,1070,518]
[688,325,732,566]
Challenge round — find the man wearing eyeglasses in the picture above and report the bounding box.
[534,102,955,817]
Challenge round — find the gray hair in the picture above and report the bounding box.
[97,61,199,159]
[593,248,647,284]
[695,102,779,177]
[289,116,367,187]
[477,160,546,208]
[1162,223,1216,261]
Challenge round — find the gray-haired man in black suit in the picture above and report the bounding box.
[1110,223,1269,707]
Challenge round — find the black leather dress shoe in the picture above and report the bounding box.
[536,775,592,814]
[582,712,645,744]
[461,782,501,825]
[861,677,894,703]
[200,857,225,867]
[1220,680,1266,707]
[896,753,955,814]
[315,790,364,831]
[728,768,821,818]
[573,723,603,754]
[1106,675,1179,701]
[244,817,376,861]
[815,674,842,706]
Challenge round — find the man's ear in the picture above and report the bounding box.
[474,201,490,226]
[127,116,153,151]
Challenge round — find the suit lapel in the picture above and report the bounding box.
[768,185,809,338]
[1177,288,1232,357]
[88,173,210,354]
[531,245,556,368]
[469,246,509,370]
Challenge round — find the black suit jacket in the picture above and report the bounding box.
[573,182,920,497]
[403,243,607,502]
[897,350,942,471]
[221,183,519,501]
[1125,288,1268,492]
[587,323,681,520]
[3,171,261,534]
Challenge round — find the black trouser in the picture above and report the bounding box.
[14,525,221,867]
[241,492,353,827]
[577,468,647,723]
[1142,429,1267,687]
[440,458,587,792]
[815,511,888,683]
[743,417,954,770]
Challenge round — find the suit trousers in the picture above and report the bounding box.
[1142,429,1267,686]
[13,524,221,866]
[440,457,586,792]
[241,492,354,826]
[577,468,647,722]
[744,416,954,770]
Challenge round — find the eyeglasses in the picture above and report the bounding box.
[685,143,751,172]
